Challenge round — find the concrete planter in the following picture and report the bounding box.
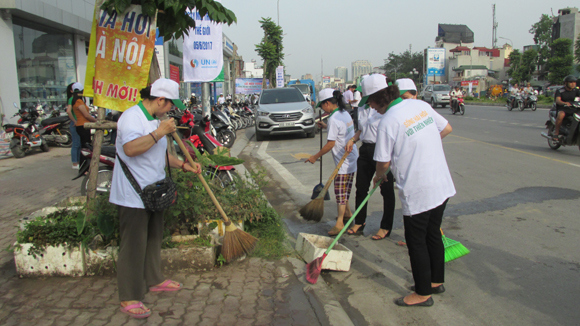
[14,243,85,277]
[295,233,353,272]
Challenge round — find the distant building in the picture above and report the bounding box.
[434,24,475,84]
[372,67,385,75]
[552,7,580,62]
[243,60,263,78]
[352,60,372,82]
[334,67,348,82]
[301,73,313,80]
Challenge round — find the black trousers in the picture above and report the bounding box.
[403,199,448,296]
[76,125,91,166]
[354,143,395,231]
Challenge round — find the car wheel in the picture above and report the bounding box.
[431,98,437,108]
[255,127,265,141]
[306,130,315,138]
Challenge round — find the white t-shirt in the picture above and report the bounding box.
[357,105,381,143]
[450,89,462,99]
[343,90,353,106]
[374,99,455,215]
[327,109,358,174]
[510,87,519,96]
[352,91,361,108]
[218,96,225,104]
[109,103,168,209]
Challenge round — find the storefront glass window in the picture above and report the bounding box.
[13,23,76,111]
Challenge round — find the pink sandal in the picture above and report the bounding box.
[149,279,182,292]
[120,302,151,319]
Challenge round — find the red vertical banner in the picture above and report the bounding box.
[169,64,180,84]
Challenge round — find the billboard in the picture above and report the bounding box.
[235,78,269,94]
[183,9,223,82]
[426,48,445,77]
[276,66,284,88]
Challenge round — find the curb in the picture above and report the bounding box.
[464,102,552,109]
[237,130,356,326]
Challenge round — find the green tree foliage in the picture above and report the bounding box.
[255,18,284,88]
[529,14,553,78]
[381,50,423,83]
[507,49,522,83]
[101,0,237,41]
[548,38,574,84]
[509,49,538,83]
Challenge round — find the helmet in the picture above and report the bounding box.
[191,93,195,96]
[564,75,577,83]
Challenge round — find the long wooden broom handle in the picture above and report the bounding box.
[321,149,351,194]
[171,131,231,224]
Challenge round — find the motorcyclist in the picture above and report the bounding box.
[508,83,519,108]
[523,83,534,107]
[450,86,462,113]
[553,75,580,140]
[189,93,197,106]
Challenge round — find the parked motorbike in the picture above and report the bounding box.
[450,97,465,115]
[72,145,115,195]
[540,98,580,150]
[38,114,72,147]
[2,103,49,158]
[521,94,538,111]
[211,109,236,148]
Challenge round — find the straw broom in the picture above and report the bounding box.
[299,150,351,222]
[171,131,257,262]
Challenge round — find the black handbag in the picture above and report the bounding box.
[116,151,177,212]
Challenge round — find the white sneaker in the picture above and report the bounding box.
[72,164,80,170]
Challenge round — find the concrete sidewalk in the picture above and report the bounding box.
[0,137,345,325]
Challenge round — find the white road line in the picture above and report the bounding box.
[569,163,580,168]
[257,141,311,194]
[499,121,507,123]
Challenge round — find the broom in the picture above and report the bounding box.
[299,149,351,222]
[171,131,257,262]
[441,229,470,262]
[306,182,381,284]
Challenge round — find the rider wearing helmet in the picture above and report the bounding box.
[553,75,580,139]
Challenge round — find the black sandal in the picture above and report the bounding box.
[347,224,365,235]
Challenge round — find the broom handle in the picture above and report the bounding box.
[319,149,351,196]
[171,131,231,224]
[323,168,391,255]
[319,111,323,183]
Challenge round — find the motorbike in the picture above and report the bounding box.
[72,145,115,195]
[38,114,72,147]
[507,93,524,111]
[450,97,465,115]
[520,94,538,111]
[2,103,49,158]
[211,109,236,148]
[540,98,580,151]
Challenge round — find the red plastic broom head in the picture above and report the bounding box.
[305,253,327,284]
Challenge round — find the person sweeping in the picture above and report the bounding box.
[305,89,358,236]
[362,74,455,307]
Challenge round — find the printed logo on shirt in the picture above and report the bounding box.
[404,110,434,137]
[346,120,354,134]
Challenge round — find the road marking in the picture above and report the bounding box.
[499,121,507,123]
[257,141,311,194]
[449,134,580,167]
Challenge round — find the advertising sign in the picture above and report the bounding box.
[276,66,284,88]
[426,48,446,77]
[461,80,479,86]
[235,78,269,94]
[169,64,180,83]
[183,9,223,82]
[84,0,157,111]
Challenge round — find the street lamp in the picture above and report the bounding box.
[277,0,280,25]
[409,68,418,82]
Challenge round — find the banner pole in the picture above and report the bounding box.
[202,82,211,118]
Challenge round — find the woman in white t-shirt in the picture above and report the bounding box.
[110,79,202,319]
[361,74,455,307]
[305,88,359,236]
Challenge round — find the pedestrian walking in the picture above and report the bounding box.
[345,77,395,240]
[109,78,202,319]
[305,88,358,236]
[70,83,97,167]
[363,74,455,307]
[65,83,81,169]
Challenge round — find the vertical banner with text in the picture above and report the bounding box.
[276,66,284,88]
[84,1,157,111]
[183,9,223,82]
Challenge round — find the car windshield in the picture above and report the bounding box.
[291,84,310,95]
[434,85,451,92]
[260,88,305,104]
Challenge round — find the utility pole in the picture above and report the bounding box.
[492,4,498,48]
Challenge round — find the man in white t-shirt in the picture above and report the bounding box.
[343,85,354,110]
[217,94,225,105]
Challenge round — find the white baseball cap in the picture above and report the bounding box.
[358,74,388,107]
[72,82,84,92]
[151,78,186,110]
[396,78,417,95]
[315,88,335,108]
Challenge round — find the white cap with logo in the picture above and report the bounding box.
[315,88,335,108]
[151,78,186,110]
[358,74,388,107]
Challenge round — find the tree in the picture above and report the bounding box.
[101,0,237,40]
[381,50,423,84]
[506,49,522,83]
[575,34,580,72]
[255,18,284,89]
[547,38,574,84]
[529,14,553,79]
[518,49,538,82]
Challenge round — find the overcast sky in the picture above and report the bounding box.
[220,0,574,82]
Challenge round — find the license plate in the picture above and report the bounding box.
[279,122,295,127]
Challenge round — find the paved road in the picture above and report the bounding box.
[240,105,580,326]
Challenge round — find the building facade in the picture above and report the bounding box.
[552,7,580,63]
[0,0,94,122]
[351,60,372,82]
[242,60,263,78]
[334,66,347,82]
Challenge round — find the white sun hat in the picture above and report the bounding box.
[151,78,186,110]
[396,78,417,95]
[315,88,335,108]
[358,74,388,107]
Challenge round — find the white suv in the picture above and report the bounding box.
[422,84,451,108]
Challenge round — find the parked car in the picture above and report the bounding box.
[255,87,316,141]
[422,84,451,108]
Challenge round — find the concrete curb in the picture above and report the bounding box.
[236,130,356,326]
[464,101,552,109]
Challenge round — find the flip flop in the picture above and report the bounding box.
[347,224,365,235]
[120,302,151,319]
[149,279,182,292]
[328,226,343,236]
